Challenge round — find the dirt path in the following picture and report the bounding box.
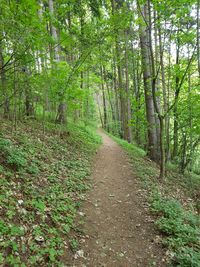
[70,131,165,267]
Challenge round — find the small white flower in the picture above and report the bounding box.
[18,200,23,205]
[35,236,44,242]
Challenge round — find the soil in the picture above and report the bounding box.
[68,131,166,267]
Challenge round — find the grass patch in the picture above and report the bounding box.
[0,119,101,266]
[107,133,146,158]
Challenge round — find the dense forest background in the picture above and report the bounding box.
[0,0,199,178]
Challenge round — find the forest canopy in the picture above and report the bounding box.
[0,0,199,178]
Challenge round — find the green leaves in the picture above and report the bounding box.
[33,200,46,213]
[151,193,200,266]
[0,138,27,170]
[0,120,100,265]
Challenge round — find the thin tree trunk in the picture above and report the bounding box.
[197,0,200,76]
[124,29,132,142]
[116,40,124,138]
[154,9,161,158]
[0,41,9,119]
[104,68,116,125]
[111,0,124,138]
[48,0,59,62]
[112,51,120,135]
[96,94,103,128]
[173,39,180,160]
[132,47,141,145]
[48,0,66,124]
[100,66,108,130]
[166,40,172,161]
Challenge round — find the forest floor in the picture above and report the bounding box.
[0,121,199,266]
[67,130,166,267]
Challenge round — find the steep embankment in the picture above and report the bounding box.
[0,120,101,266]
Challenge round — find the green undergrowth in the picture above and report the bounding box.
[151,190,200,267]
[0,119,101,266]
[108,133,146,158]
[109,133,200,267]
[166,162,200,200]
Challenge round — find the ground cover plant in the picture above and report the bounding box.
[110,133,200,267]
[0,120,101,266]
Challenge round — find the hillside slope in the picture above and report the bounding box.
[110,134,200,267]
[0,120,101,266]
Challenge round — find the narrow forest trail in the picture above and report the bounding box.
[69,131,165,267]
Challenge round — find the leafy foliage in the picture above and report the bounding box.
[112,132,200,266]
[0,120,101,266]
[151,192,200,266]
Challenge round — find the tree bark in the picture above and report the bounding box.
[48,0,66,124]
[197,0,200,77]
[101,66,108,131]
[48,0,59,62]
[55,103,67,124]
[124,29,132,142]
[0,40,9,119]
[146,0,165,178]
[112,50,120,135]
[172,39,180,160]
[111,0,124,138]
[138,1,158,161]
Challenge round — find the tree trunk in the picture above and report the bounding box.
[104,68,116,126]
[101,66,108,130]
[166,40,172,161]
[55,103,66,124]
[116,39,124,138]
[48,0,59,62]
[111,0,124,138]
[158,25,169,162]
[159,116,166,179]
[132,45,141,145]
[146,0,165,177]
[124,29,132,142]
[197,0,200,77]
[48,0,66,124]
[172,40,180,160]
[24,68,34,117]
[138,1,158,161]
[112,51,120,135]
[0,40,9,119]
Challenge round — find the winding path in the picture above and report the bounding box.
[70,131,165,267]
